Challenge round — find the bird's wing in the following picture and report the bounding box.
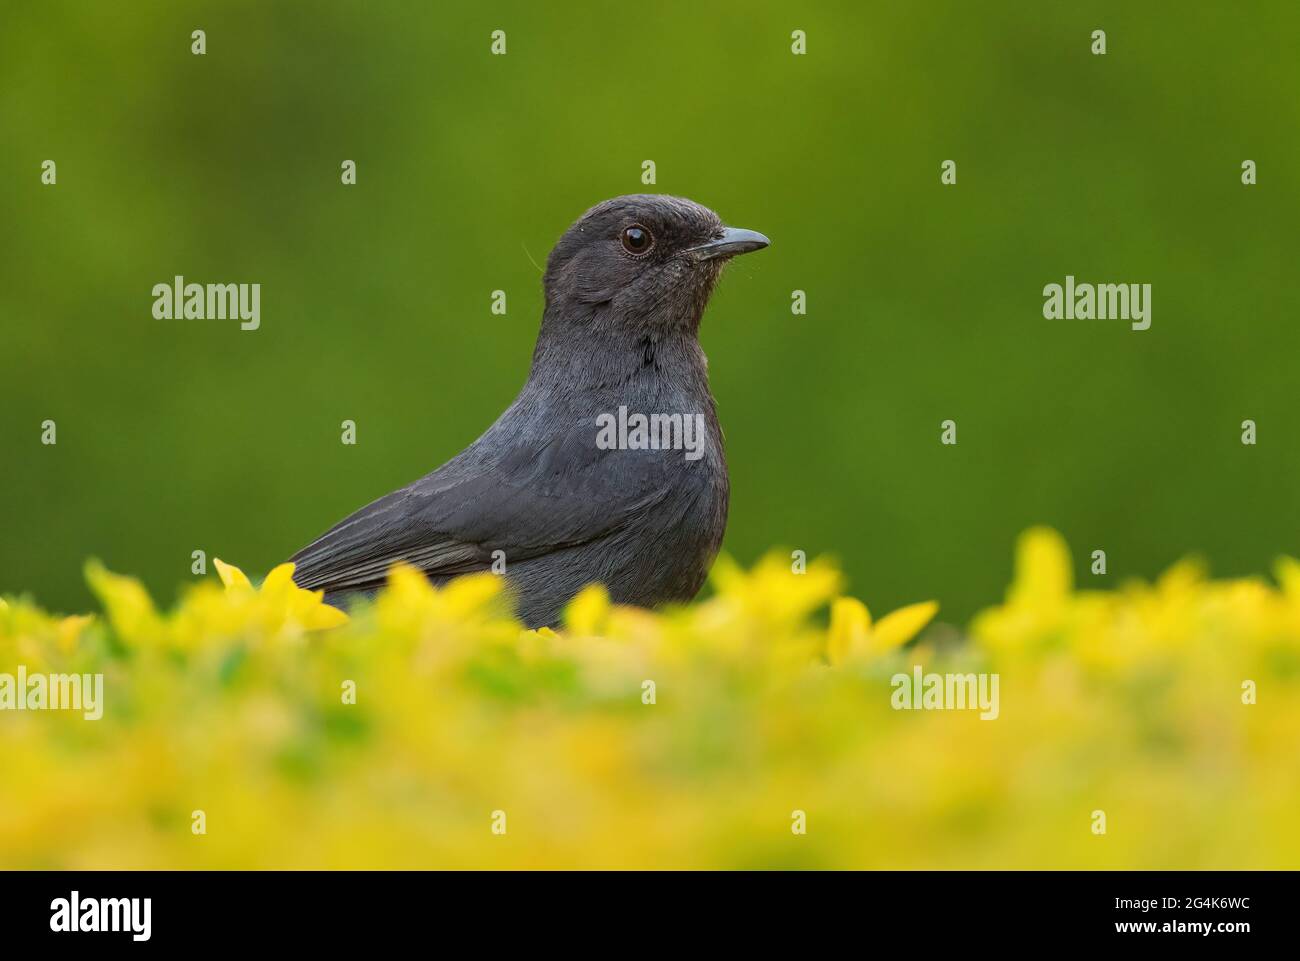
[289,417,671,595]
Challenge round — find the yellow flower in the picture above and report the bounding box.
[827,596,939,664]
[86,559,165,644]
[971,526,1073,654]
[3,531,1298,870]
[1008,525,1073,608]
[213,557,253,590]
[213,558,348,631]
[57,614,94,653]
[709,550,843,624]
[565,584,611,635]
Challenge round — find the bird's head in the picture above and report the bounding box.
[541,194,769,337]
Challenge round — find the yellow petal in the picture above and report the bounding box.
[565,583,611,635]
[260,563,297,595]
[871,600,939,652]
[441,573,504,617]
[384,562,438,602]
[707,554,746,596]
[300,598,349,630]
[1157,556,1206,595]
[213,558,252,590]
[827,596,871,666]
[84,560,162,642]
[1008,527,1072,608]
[58,614,95,652]
[1274,556,1300,598]
[517,625,560,649]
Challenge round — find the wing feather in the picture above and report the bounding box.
[289,415,671,595]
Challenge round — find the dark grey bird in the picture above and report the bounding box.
[289,195,769,627]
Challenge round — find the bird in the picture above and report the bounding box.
[289,194,769,627]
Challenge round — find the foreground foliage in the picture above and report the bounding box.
[2,529,1297,868]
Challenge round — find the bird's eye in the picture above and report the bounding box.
[620,224,653,255]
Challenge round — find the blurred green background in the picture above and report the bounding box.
[3,1,1297,620]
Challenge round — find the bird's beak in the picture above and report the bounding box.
[685,226,771,262]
